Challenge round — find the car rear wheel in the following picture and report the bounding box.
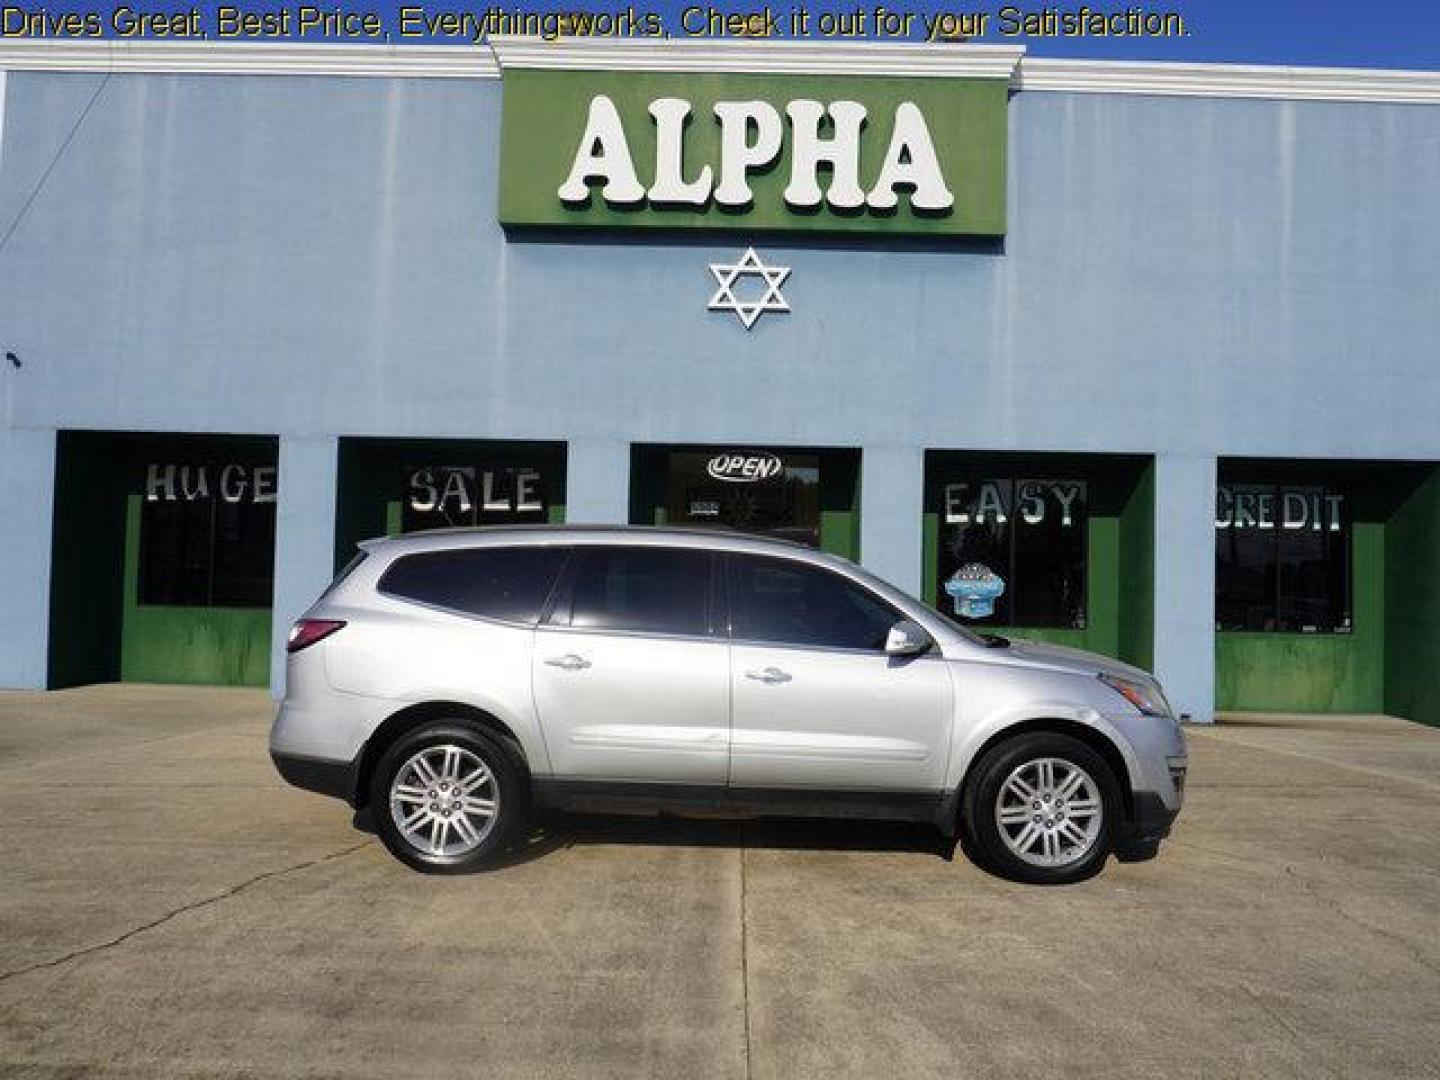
[962,732,1120,885]
[371,723,526,873]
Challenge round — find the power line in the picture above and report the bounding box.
[0,69,112,261]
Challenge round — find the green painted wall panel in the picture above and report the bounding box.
[1216,520,1385,713]
[499,69,1007,237]
[1118,462,1155,671]
[119,494,272,687]
[1384,470,1440,727]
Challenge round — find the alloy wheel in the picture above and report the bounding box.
[389,744,500,858]
[993,757,1103,868]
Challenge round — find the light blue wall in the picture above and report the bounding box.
[0,428,55,689]
[1152,454,1217,723]
[861,445,925,591]
[270,435,338,695]
[2,70,1439,714]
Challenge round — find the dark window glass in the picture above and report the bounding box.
[665,451,822,547]
[560,547,714,637]
[209,498,278,606]
[402,465,549,532]
[139,499,212,606]
[1215,484,1351,633]
[138,466,277,609]
[730,555,900,652]
[379,547,569,624]
[934,479,1087,628]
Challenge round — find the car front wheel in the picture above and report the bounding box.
[371,723,526,873]
[963,732,1120,885]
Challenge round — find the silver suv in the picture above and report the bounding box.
[271,526,1186,884]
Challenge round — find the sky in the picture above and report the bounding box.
[9,1,1440,70]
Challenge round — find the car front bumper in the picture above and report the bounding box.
[1115,754,1186,856]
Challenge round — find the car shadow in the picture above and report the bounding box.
[354,807,959,868]
[505,812,960,868]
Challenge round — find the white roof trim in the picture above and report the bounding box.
[488,36,1025,79]
[1017,57,1440,104]
[0,39,1437,104]
[0,40,500,79]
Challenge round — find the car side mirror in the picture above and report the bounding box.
[884,619,931,656]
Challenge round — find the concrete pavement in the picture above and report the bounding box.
[0,686,1437,1079]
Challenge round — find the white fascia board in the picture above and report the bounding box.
[1,39,1437,105]
[1016,57,1440,104]
[0,40,500,79]
[488,35,1025,79]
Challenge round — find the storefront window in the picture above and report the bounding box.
[935,479,1088,628]
[138,463,277,608]
[402,464,550,531]
[1215,484,1351,633]
[665,450,821,547]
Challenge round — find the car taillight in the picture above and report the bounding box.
[287,619,346,653]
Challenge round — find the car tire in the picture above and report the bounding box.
[370,722,527,874]
[962,732,1121,885]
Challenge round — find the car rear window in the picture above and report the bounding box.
[378,546,569,624]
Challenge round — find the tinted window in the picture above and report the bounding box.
[663,450,822,547]
[560,547,715,637]
[139,485,276,608]
[401,464,552,531]
[1215,483,1351,633]
[934,478,1087,628]
[730,555,900,652]
[379,547,568,624]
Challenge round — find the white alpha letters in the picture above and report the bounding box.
[783,99,867,211]
[712,100,784,208]
[648,97,713,206]
[560,95,955,216]
[557,95,647,206]
[867,102,954,211]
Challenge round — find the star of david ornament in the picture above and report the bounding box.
[707,247,791,330]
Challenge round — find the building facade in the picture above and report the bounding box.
[2,38,1439,725]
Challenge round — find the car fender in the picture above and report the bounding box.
[945,697,1144,799]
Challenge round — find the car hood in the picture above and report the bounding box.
[981,637,1156,684]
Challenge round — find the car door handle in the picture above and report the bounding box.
[745,667,792,685]
[544,654,591,671]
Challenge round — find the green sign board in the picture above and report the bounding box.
[498,69,1008,237]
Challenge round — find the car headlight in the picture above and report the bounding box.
[1098,672,1171,718]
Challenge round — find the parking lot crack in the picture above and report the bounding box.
[0,839,374,985]
[739,827,752,1080]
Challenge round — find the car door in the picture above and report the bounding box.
[726,552,954,792]
[531,544,730,784]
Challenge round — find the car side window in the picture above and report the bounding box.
[555,546,716,638]
[729,554,902,652]
[378,546,569,624]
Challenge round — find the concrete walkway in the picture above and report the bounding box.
[0,686,1436,1079]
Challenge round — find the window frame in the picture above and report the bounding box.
[723,551,914,657]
